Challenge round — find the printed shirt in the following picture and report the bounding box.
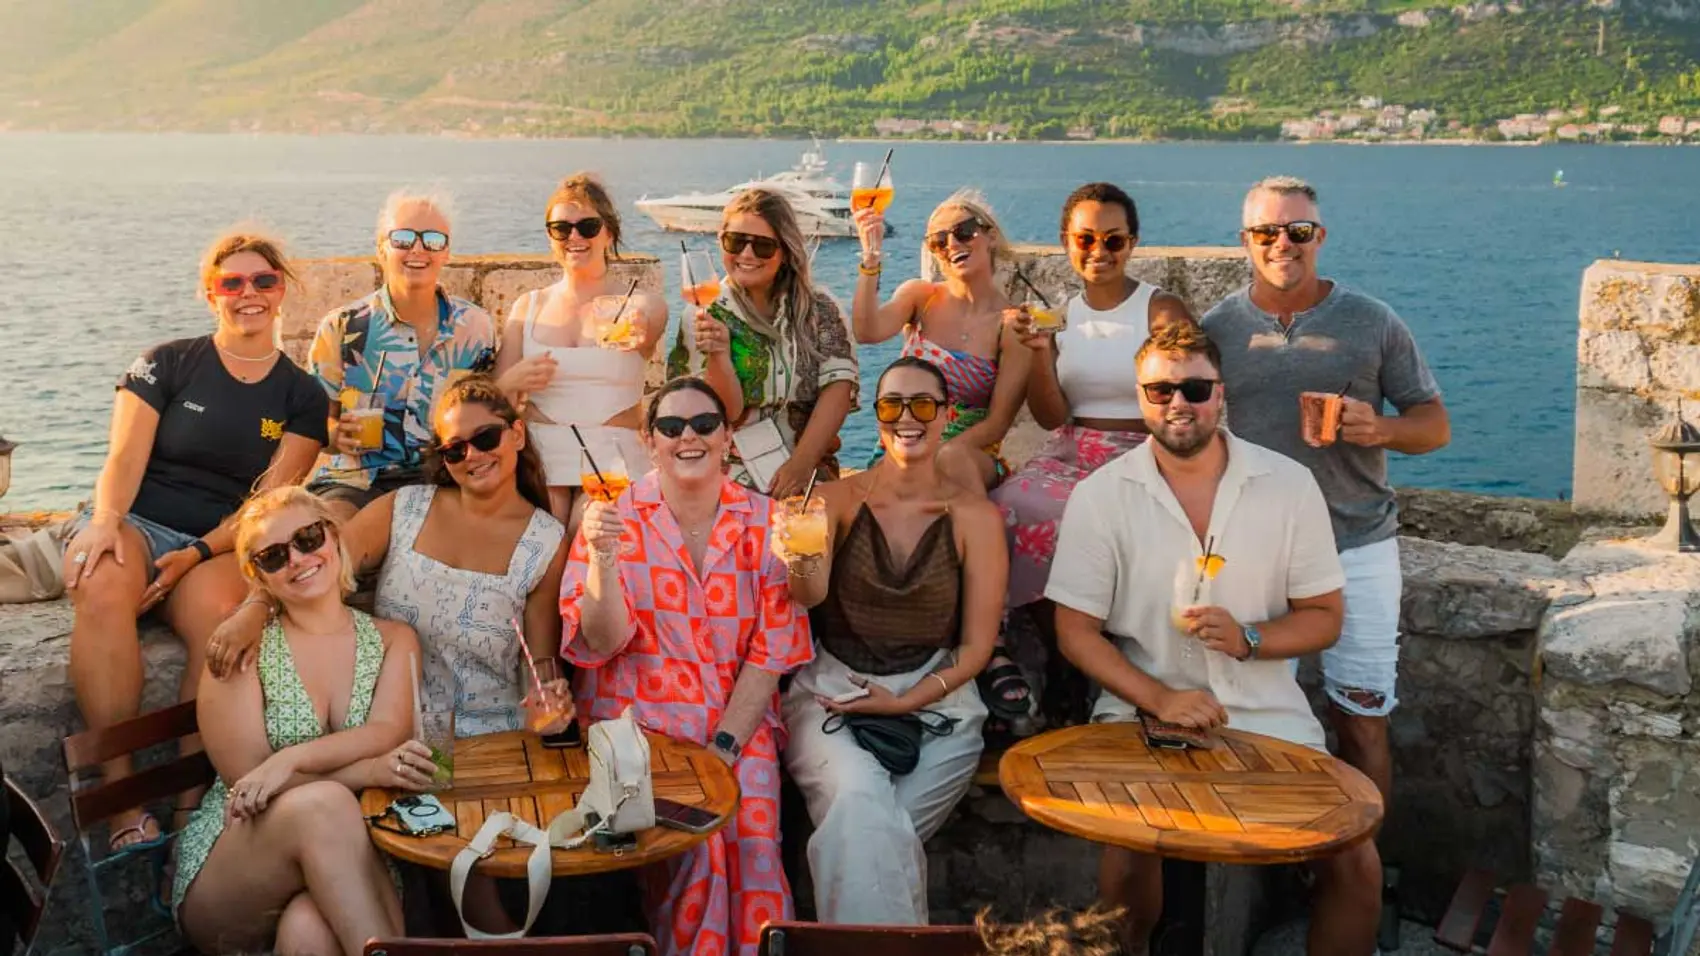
[306,286,496,489]
[559,473,814,746]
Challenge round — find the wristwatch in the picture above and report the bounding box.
[190,539,214,562]
[1240,624,1263,661]
[713,731,741,757]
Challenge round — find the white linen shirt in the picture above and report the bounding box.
[1045,430,1345,750]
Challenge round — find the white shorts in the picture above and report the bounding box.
[1320,537,1402,717]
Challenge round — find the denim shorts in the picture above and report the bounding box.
[66,509,199,585]
[1320,537,1403,717]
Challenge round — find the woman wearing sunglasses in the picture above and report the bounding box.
[667,187,860,499]
[991,183,1196,726]
[62,229,329,854]
[495,173,667,522]
[562,377,813,956]
[173,486,425,955]
[304,190,499,519]
[778,357,1004,926]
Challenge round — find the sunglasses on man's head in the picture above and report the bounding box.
[388,229,450,253]
[1068,231,1132,254]
[925,219,986,253]
[250,520,330,575]
[873,395,942,424]
[213,271,283,296]
[651,412,725,439]
[546,217,604,241]
[719,231,780,260]
[1141,378,1220,405]
[436,423,507,464]
[1242,221,1320,246]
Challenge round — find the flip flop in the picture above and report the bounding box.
[108,811,165,855]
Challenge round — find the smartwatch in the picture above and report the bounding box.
[1240,624,1263,661]
[190,539,214,562]
[713,731,741,757]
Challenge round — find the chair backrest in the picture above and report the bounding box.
[60,699,213,832]
[363,933,659,956]
[1662,856,1700,956]
[2,776,65,948]
[757,922,988,956]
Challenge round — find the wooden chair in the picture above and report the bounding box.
[60,700,214,956]
[3,776,64,954]
[363,933,659,955]
[757,921,988,956]
[1435,863,1699,956]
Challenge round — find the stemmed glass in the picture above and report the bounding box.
[851,161,894,213]
[680,251,721,309]
[1170,558,1210,672]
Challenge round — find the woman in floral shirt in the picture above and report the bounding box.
[561,377,812,956]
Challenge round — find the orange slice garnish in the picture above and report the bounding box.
[1196,554,1225,579]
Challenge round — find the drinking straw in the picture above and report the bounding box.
[679,240,693,288]
[609,278,641,324]
[409,651,423,741]
[569,423,606,487]
[366,351,388,409]
[510,617,549,702]
[1191,535,1216,604]
[873,148,894,189]
[1336,381,1353,398]
[801,468,820,507]
[1013,267,1053,309]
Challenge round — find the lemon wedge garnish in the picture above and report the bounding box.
[1196,554,1225,579]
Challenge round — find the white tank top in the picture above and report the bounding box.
[519,288,648,486]
[1055,282,1159,419]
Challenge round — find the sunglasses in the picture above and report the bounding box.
[651,412,726,439]
[388,229,450,253]
[719,231,780,260]
[436,423,508,464]
[1141,378,1220,405]
[249,520,330,575]
[1242,221,1320,246]
[925,219,986,253]
[1068,231,1132,254]
[546,217,604,241]
[873,395,942,424]
[212,271,283,296]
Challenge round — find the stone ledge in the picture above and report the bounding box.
[1399,537,1577,639]
[1540,539,1699,698]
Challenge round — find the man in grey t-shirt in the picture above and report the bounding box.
[1201,176,1450,807]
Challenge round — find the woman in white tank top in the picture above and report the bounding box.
[494,174,668,525]
[990,183,1196,724]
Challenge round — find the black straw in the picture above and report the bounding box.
[1335,381,1353,398]
[680,240,692,287]
[1191,535,1216,603]
[1013,267,1052,309]
[610,278,641,324]
[873,148,894,189]
[569,424,605,486]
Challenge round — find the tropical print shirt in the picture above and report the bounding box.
[306,286,496,489]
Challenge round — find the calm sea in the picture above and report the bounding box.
[1,133,1694,510]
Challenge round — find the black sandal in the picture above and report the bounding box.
[978,652,1032,723]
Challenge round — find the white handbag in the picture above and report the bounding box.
[447,706,655,939]
[732,416,792,492]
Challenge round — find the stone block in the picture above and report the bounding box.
[1571,387,1670,518]
[1541,594,1692,696]
[1649,342,1700,397]
[1398,537,1571,639]
[1577,329,1652,391]
[1004,245,1249,319]
[1580,265,1656,333]
[281,259,379,348]
[476,263,561,334]
[1608,739,1700,915]
[436,262,480,303]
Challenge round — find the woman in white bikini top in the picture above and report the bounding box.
[494,173,668,524]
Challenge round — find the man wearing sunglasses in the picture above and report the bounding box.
[1201,176,1449,813]
[1047,323,1381,956]
[304,190,498,517]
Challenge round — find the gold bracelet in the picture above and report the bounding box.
[929,673,950,697]
[858,261,883,277]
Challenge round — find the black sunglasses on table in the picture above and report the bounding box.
[651,413,726,439]
[387,229,450,253]
[925,219,987,253]
[1140,378,1220,405]
[436,423,508,464]
[1242,221,1320,246]
[250,520,330,574]
[547,217,604,241]
[719,231,780,260]
[873,395,942,424]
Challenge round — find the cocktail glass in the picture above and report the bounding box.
[591,295,641,350]
[680,251,721,308]
[776,495,829,559]
[851,161,894,213]
[418,708,455,792]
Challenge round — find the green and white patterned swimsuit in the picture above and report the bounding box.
[172,609,386,915]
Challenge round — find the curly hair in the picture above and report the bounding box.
[975,906,1124,956]
[429,374,552,512]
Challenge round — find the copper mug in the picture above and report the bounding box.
[1300,392,1343,447]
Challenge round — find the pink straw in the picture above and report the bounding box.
[510,617,549,701]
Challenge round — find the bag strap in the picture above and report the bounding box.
[448,812,552,939]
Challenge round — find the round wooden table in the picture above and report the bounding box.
[361,729,741,877]
[998,721,1382,864]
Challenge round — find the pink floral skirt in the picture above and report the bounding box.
[991,426,1148,608]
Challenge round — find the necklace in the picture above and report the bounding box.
[216,342,280,363]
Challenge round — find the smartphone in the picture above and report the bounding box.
[1139,714,1215,751]
[390,793,457,836]
[592,827,639,853]
[654,797,721,834]
[829,686,871,705]
[541,722,583,749]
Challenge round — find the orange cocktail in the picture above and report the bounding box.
[780,496,829,557]
[852,186,894,213]
[682,278,721,308]
[581,471,632,503]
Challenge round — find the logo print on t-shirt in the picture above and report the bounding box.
[259,418,284,441]
[125,357,158,386]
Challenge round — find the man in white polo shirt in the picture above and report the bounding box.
[1048,322,1381,956]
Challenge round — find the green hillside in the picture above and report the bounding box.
[3,0,1699,139]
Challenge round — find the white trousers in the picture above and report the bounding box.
[782,648,987,926]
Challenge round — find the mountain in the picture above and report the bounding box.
[3,0,1700,139]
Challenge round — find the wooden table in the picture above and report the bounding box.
[998,722,1382,864]
[361,729,741,878]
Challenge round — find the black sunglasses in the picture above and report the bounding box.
[546,217,604,241]
[925,219,986,253]
[1068,231,1132,254]
[1242,221,1320,246]
[719,231,780,260]
[1141,378,1220,405]
[651,412,725,439]
[873,395,942,424]
[388,229,450,253]
[437,423,508,464]
[250,520,330,575]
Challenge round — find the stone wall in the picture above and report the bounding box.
[1573,261,1700,519]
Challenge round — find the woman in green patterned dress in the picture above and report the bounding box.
[669,187,860,499]
[173,487,431,956]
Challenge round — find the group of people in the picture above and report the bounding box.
[54,169,1445,956]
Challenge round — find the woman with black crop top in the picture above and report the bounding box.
[60,230,328,853]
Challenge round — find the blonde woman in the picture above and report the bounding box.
[668,187,860,499]
[173,487,427,955]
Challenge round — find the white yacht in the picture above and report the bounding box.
[635,143,871,239]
